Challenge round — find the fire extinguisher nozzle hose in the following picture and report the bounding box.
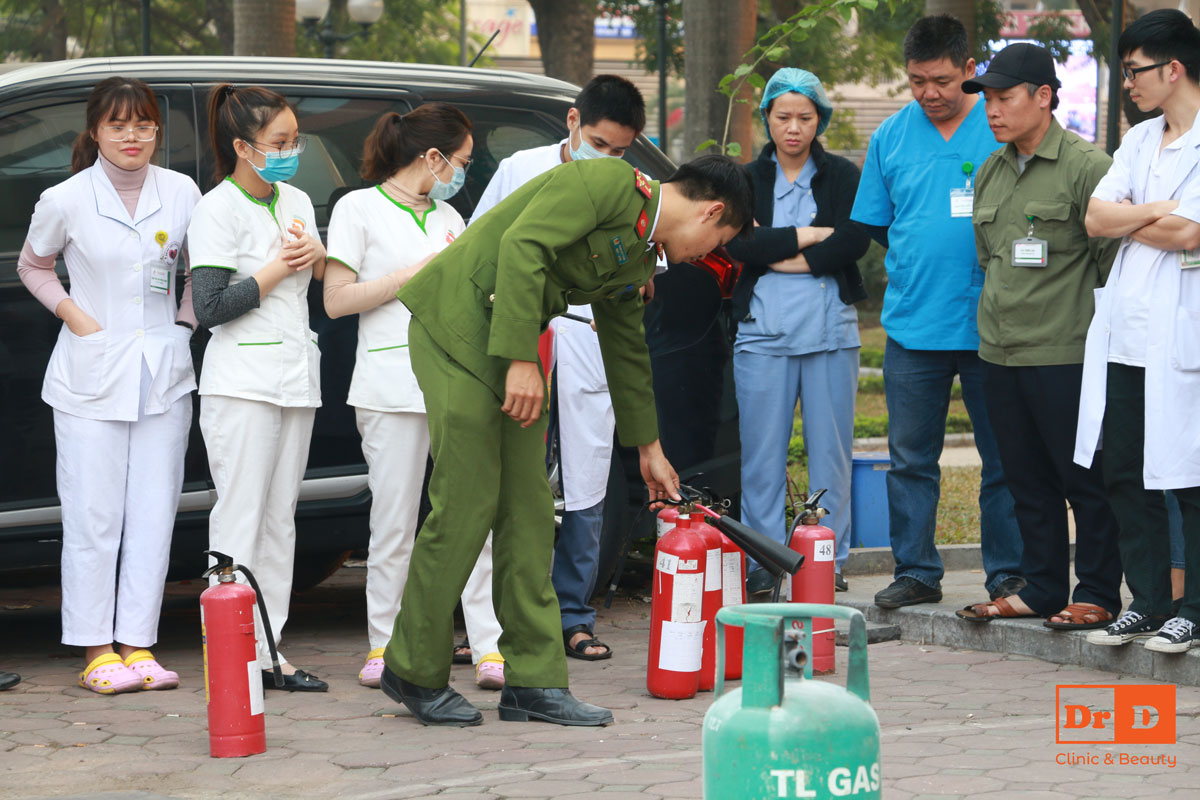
[203,550,284,688]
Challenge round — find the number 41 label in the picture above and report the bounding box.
[813,541,834,562]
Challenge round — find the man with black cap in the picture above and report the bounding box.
[955,43,1122,627]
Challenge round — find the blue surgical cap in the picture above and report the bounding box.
[759,68,833,138]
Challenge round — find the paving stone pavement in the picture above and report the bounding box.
[2,567,1199,799]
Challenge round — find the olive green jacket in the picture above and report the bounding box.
[973,119,1119,366]
[398,157,662,446]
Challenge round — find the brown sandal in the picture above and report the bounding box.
[955,595,1037,623]
[1043,602,1113,630]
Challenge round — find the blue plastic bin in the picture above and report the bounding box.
[851,451,891,548]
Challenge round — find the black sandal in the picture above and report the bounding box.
[451,638,472,665]
[563,624,613,661]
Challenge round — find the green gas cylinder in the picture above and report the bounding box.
[702,604,881,799]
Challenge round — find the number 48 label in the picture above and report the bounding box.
[813,541,834,562]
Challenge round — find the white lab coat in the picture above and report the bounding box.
[1074,112,1200,490]
[26,163,201,421]
[327,187,464,413]
[472,141,615,510]
[188,178,321,408]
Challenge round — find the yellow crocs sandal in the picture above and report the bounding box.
[78,653,142,695]
[475,652,505,690]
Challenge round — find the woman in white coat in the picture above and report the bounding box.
[19,77,199,694]
[189,85,328,692]
[324,105,506,690]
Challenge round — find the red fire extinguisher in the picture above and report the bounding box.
[200,550,285,758]
[692,515,724,691]
[647,511,707,699]
[656,505,679,539]
[718,532,747,679]
[788,490,836,674]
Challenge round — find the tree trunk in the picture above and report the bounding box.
[682,0,757,162]
[35,0,67,61]
[527,0,594,86]
[924,0,976,56]
[234,0,295,57]
[208,0,235,55]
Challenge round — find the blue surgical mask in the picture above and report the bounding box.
[568,125,618,161]
[428,151,466,200]
[246,143,300,183]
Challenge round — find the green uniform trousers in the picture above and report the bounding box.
[383,319,569,689]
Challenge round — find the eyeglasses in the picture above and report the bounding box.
[1122,61,1171,81]
[251,136,308,155]
[435,150,472,169]
[102,125,159,142]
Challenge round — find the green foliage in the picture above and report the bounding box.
[860,346,884,368]
[0,0,226,59]
[858,239,887,313]
[296,0,468,64]
[853,414,889,439]
[858,374,884,394]
[945,412,972,433]
[598,0,684,76]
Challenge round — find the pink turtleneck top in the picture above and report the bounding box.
[18,154,197,329]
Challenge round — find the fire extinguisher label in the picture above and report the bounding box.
[658,620,705,671]
[704,548,722,591]
[722,553,743,605]
[679,559,699,571]
[671,572,704,622]
[655,551,679,575]
[248,660,264,716]
[813,540,835,562]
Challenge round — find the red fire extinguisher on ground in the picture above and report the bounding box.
[647,511,707,699]
[692,515,725,691]
[788,490,836,674]
[718,532,747,679]
[200,551,285,758]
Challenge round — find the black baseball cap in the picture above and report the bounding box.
[963,43,1061,93]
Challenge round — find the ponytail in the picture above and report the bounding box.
[207,83,292,182]
[71,76,162,174]
[360,103,472,183]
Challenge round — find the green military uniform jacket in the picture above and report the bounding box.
[973,119,1119,366]
[398,157,661,446]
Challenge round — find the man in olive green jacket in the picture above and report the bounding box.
[381,154,753,727]
[959,43,1121,628]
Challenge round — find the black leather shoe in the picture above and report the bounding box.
[746,569,777,597]
[262,668,328,692]
[834,573,849,592]
[498,686,613,726]
[0,672,20,691]
[379,666,482,727]
[874,577,942,609]
[989,576,1027,601]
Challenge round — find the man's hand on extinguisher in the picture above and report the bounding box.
[639,439,681,510]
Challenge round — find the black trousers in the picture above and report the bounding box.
[1102,364,1200,624]
[982,362,1122,616]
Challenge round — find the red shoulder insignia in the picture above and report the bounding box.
[636,209,649,239]
[634,168,652,199]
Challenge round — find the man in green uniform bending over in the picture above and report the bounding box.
[380,154,753,727]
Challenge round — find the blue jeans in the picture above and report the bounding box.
[883,339,1022,592]
[552,500,605,631]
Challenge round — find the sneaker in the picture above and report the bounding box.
[874,577,942,609]
[1144,617,1199,653]
[834,573,849,592]
[1086,610,1166,646]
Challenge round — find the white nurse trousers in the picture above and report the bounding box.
[201,395,315,669]
[56,391,191,647]
[356,408,503,658]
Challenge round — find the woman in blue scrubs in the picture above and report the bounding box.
[725,68,870,595]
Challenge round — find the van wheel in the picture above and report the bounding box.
[292,551,351,593]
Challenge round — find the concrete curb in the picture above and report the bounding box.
[843,542,1077,576]
[838,595,1200,686]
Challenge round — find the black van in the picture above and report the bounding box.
[0,56,739,589]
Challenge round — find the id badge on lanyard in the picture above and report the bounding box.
[1012,216,1048,268]
[950,161,975,218]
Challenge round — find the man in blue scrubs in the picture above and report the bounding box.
[850,14,1024,608]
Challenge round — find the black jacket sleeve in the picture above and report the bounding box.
[803,157,870,278]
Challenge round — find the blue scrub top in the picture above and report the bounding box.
[737,154,859,356]
[850,97,999,350]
